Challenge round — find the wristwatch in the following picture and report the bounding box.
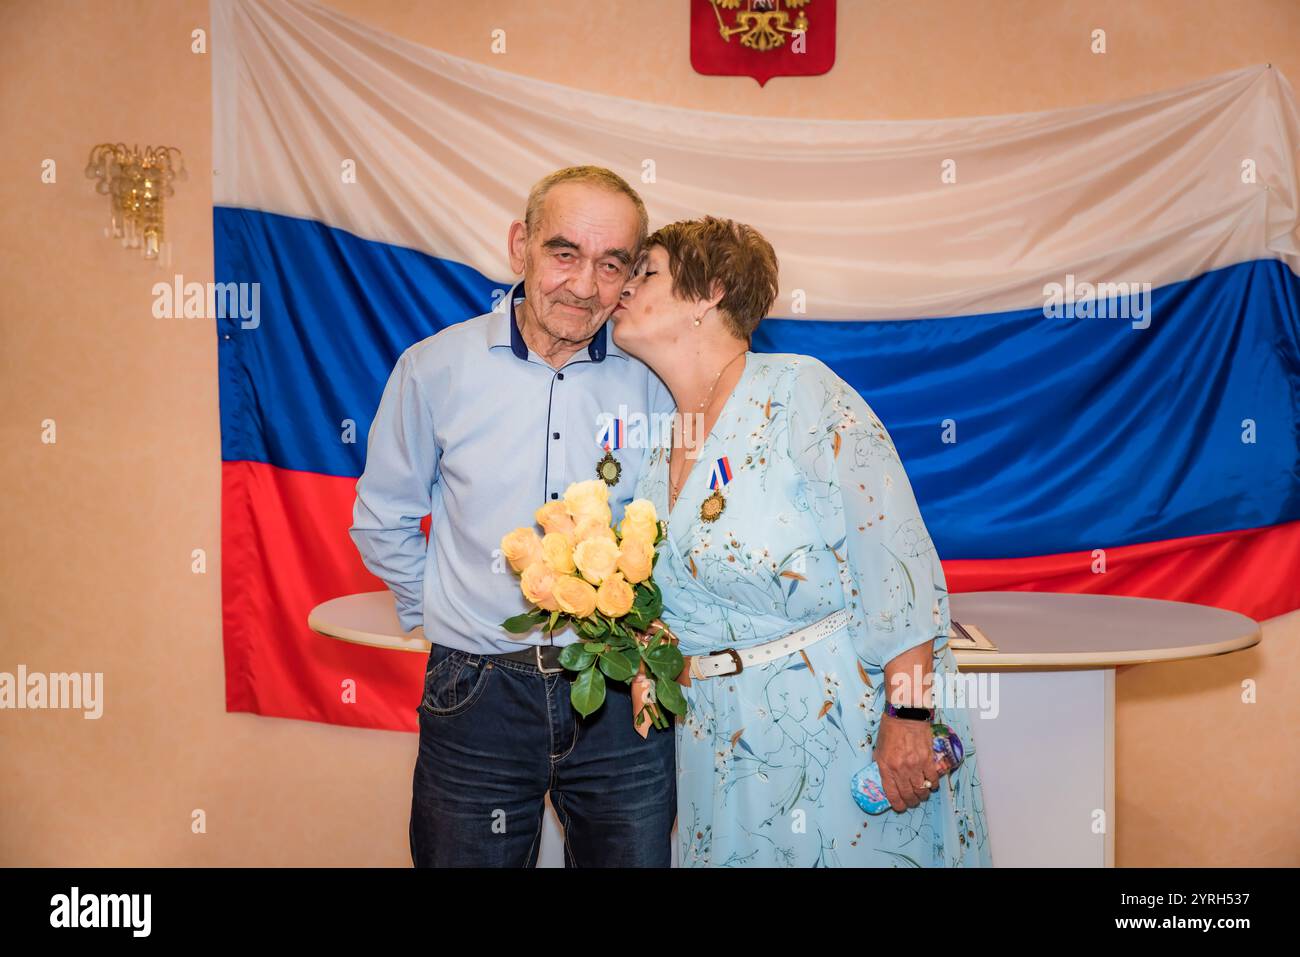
[884,702,934,722]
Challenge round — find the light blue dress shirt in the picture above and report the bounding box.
[349,278,674,654]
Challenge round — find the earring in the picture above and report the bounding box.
[693,317,702,327]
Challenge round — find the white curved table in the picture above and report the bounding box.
[944,592,1258,868]
[308,591,431,653]
[309,590,1260,868]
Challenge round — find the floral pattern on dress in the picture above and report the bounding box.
[636,351,993,867]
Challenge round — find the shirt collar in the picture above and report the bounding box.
[487,278,624,363]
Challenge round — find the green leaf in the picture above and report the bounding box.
[631,574,660,621]
[624,608,652,633]
[606,632,636,652]
[626,584,662,627]
[570,666,606,717]
[643,641,684,685]
[654,675,687,716]
[558,644,595,671]
[597,648,637,683]
[617,645,643,673]
[547,610,561,634]
[644,593,663,623]
[502,610,546,634]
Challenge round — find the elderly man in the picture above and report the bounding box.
[350,166,676,867]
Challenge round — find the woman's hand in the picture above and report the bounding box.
[872,714,937,813]
[873,641,938,811]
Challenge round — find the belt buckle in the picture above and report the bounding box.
[711,648,743,677]
[535,644,565,675]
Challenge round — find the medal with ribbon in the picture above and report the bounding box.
[700,456,732,523]
[595,417,625,486]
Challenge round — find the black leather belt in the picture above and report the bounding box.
[494,644,568,675]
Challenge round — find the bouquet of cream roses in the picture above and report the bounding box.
[499,479,686,730]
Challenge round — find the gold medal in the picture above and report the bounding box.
[699,488,726,523]
[596,450,622,487]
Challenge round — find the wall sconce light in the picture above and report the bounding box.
[85,144,186,260]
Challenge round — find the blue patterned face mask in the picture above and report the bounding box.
[851,724,965,815]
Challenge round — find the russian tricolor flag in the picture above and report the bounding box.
[601,418,626,452]
[213,0,1300,731]
[709,457,734,490]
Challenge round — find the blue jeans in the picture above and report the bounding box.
[410,641,676,867]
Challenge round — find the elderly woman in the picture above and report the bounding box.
[612,217,991,867]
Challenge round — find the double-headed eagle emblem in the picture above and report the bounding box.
[709,0,813,52]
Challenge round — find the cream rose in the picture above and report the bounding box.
[534,500,577,538]
[552,575,598,618]
[595,572,635,618]
[520,561,559,612]
[573,537,622,586]
[574,516,618,545]
[541,532,576,574]
[500,527,544,574]
[619,498,658,544]
[618,536,655,584]
[620,517,657,544]
[623,499,658,527]
[564,479,612,525]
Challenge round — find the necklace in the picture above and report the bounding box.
[669,350,747,503]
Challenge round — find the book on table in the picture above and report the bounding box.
[947,620,996,651]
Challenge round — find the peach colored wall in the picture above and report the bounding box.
[1,0,1296,866]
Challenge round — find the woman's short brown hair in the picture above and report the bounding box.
[646,216,778,339]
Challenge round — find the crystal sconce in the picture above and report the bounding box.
[85,144,186,259]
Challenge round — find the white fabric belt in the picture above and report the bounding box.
[687,608,852,680]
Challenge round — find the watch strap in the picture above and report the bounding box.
[885,702,934,721]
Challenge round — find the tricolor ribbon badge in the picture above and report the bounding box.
[709,456,733,489]
[601,417,626,452]
[699,457,732,523]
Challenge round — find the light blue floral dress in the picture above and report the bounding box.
[637,351,992,867]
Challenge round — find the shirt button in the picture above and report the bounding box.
[557,372,565,380]
[553,432,560,439]
[550,492,559,500]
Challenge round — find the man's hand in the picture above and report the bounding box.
[642,619,689,685]
[630,663,659,738]
[629,620,683,738]
[872,714,937,813]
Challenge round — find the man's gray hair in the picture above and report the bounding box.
[524,166,649,252]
